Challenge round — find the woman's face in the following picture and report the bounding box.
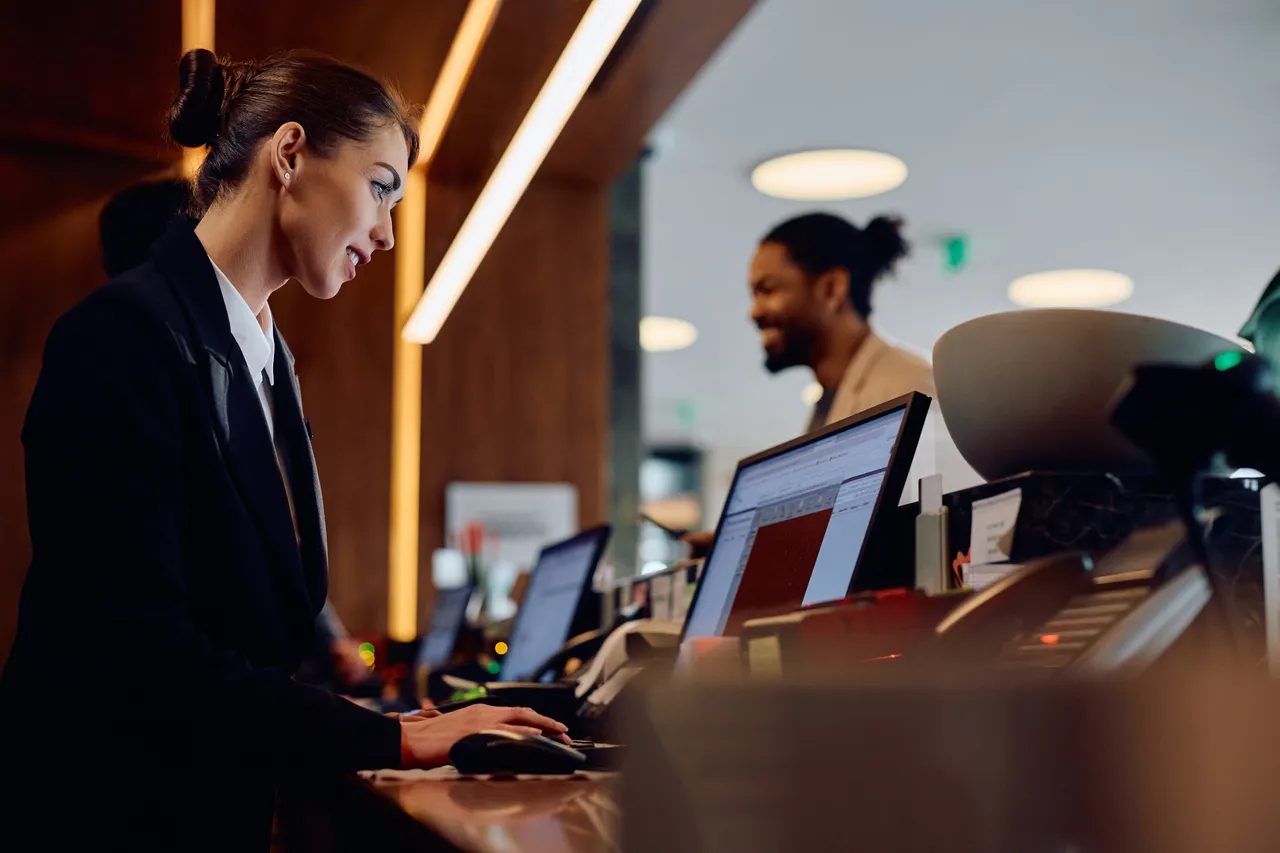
[278,123,409,299]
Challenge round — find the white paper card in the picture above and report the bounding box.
[920,474,943,515]
[650,573,674,622]
[445,482,577,570]
[965,564,1019,591]
[969,488,1023,566]
[1261,483,1280,675]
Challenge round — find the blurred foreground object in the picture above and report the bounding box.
[624,666,1280,853]
[933,309,1243,481]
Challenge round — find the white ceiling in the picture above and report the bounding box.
[642,0,1280,466]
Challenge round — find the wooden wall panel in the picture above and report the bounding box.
[547,0,760,183]
[0,1,179,151]
[430,0,592,183]
[216,0,466,107]
[416,177,610,610]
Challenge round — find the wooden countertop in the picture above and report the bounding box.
[362,770,619,853]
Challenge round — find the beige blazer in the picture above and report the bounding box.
[825,331,935,425]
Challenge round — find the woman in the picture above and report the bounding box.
[1,49,565,850]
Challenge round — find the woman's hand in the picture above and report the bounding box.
[398,705,570,768]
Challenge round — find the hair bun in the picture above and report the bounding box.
[168,48,225,148]
[862,214,910,278]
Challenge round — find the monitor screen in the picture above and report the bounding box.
[499,527,609,682]
[416,584,474,671]
[683,406,912,640]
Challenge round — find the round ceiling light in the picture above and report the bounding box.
[1008,269,1134,308]
[801,382,824,406]
[640,316,698,352]
[751,149,908,201]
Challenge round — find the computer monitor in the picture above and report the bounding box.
[498,525,612,682]
[682,393,929,640]
[416,584,475,671]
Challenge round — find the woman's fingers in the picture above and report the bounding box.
[494,724,544,738]
[500,706,568,733]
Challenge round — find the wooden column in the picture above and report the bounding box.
[413,177,610,620]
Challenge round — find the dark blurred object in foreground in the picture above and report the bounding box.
[624,666,1280,853]
[98,178,192,277]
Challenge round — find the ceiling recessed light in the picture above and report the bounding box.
[801,382,824,406]
[751,149,908,201]
[1008,269,1134,308]
[641,316,697,352]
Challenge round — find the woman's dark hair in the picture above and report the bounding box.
[761,212,910,319]
[168,48,420,214]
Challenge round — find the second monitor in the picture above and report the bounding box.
[498,524,612,683]
[682,393,929,640]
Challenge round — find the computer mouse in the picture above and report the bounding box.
[449,730,587,776]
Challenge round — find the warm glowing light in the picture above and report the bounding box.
[181,0,216,178]
[1039,634,1061,645]
[640,316,698,352]
[801,382,824,406]
[388,169,428,642]
[388,1,498,641]
[494,641,509,655]
[1008,269,1133,308]
[417,0,502,164]
[751,149,908,201]
[403,0,646,343]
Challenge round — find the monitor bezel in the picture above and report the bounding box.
[499,523,613,682]
[416,582,477,670]
[679,392,931,642]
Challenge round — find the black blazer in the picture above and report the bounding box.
[1,223,399,850]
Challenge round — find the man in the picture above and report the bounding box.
[748,211,934,430]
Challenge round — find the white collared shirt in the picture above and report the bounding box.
[210,260,299,540]
[211,260,277,435]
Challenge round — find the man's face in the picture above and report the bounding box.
[749,241,823,373]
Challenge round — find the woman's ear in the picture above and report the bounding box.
[270,122,307,188]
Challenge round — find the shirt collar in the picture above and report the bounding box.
[210,259,275,386]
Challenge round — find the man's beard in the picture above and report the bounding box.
[762,325,816,374]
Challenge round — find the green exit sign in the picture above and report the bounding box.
[943,235,969,273]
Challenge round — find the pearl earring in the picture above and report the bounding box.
[284,173,290,181]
